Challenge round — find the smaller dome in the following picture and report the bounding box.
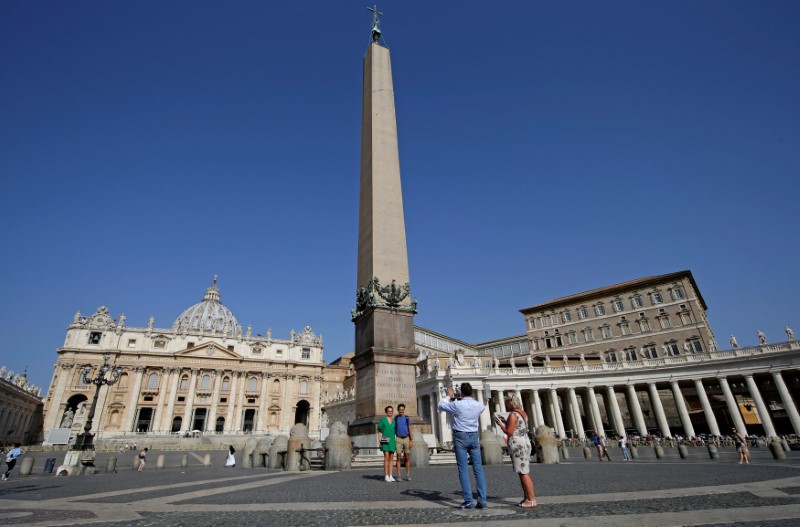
[173,277,240,336]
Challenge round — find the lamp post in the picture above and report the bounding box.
[72,353,122,451]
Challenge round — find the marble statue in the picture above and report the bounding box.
[60,408,74,428]
[493,356,500,369]
[473,356,482,368]
[708,338,717,352]
[118,313,126,326]
[73,310,81,323]
[786,326,795,340]
[684,342,691,353]
[562,354,569,366]
[526,356,533,368]
[6,370,14,381]
[579,353,586,365]
[148,316,155,330]
[757,330,766,345]
[455,349,465,366]
[729,335,739,349]
[509,356,516,368]
[598,352,606,363]
[0,366,6,377]
[246,325,252,338]
[544,355,551,366]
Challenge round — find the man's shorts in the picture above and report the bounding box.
[396,436,411,455]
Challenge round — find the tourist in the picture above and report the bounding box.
[137,447,148,472]
[437,383,488,509]
[2,443,24,481]
[377,406,396,482]
[619,435,631,461]
[394,403,412,481]
[593,434,604,460]
[226,445,236,467]
[496,394,536,508]
[732,428,750,464]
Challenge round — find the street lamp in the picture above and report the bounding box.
[72,353,122,451]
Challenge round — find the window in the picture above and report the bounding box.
[276,349,283,357]
[644,344,658,359]
[578,307,589,319]
[532,338,540,351]
[539,316,549,328]
[594,304,606,316]
[607,351,618,363]
[179,376,189,390]
[638,319,651,332]
[127,339,137,348]
[201,374,211,390]
[650,291,663,305]
[688,338,703,353]
[666,341,680,356]
[248,377,257,391]
[146,373,158,390]
[583,328,594,342]
[302,348,311,359]
[670,286,686,300]
[567,331,577,344]
[227,345,234,351]
[612,300,624,313]
[88,332,102,344]
[252,347,262,355]
[222,377,230,391]
[620,323,632,335]
[550,313,559,325]
[154,340,166,349]
[601,325,612,339]
[300,379,308,395]
[658,316,672,329]
[554,331,563,346]
[679,312,694,325]
[625,347,638,361]
[562,311,572,323]
[631,296,643,309]
[187,341,195,349]
[528,318,536,329]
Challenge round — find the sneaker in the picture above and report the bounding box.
[388,475,396,482]
[385,475,392,482]
[476,502,487,509]
[458,501,474,509]
[405,476,412,481]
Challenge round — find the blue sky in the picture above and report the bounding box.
[2,1,798,392]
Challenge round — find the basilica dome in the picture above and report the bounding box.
[173,277,240,336]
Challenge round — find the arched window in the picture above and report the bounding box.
[299,379,308,395]
[272,379,281,394]
[200,374,211,390]
[179,375,189,391]
[248,377,257,392]
[222,377,230,391]
[147,373,159,390]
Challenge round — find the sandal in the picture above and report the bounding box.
[518,500,538,508]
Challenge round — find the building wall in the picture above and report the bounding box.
[0,370,43,446]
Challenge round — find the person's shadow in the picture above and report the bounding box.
[401,488,451,502]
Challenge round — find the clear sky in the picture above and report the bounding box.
[2,1,798,392]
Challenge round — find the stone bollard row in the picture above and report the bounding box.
[19,457,34,476]
[324,422,351,471]
[286,424,311,471]
[535,425,560,464]
[480,429,504,465]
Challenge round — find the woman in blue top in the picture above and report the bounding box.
[377,406,396,482]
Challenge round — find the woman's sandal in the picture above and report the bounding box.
[518,500,538,508]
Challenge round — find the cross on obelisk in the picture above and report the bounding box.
[367,5,383,41]
[350,7,423,444]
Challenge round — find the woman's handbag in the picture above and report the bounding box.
[379,436,390,445]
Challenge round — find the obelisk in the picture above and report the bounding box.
[349,7,419,444]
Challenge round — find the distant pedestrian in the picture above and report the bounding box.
[732,428,750,464]
[600,436,611,461]
[137,448,148,472]
[226,445,236,467]
[2,443,24,481]
[394,404,412,481]
[619,436,631,461]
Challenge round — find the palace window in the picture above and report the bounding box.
[529,318,536,329]
[670,286,686,300]
[222,377,230,391]
[688,338,703,353]
[276,349,283,357]
[532,338,540,351]
[666,341,680,356]
[607,350,618,363]
[539,316,549,328]
[550,313,559,325]
[187,342,195,349]
[679,311,694,325]
[88,332,102,345]
[594,303,606,316]
[248,377,258,391]
[567,331,577,344]
[272,379,281,394]
[562,310,572,323]
[601,325,612,339]
[644,344,658,359]
[127,339,137,348]
[300,379,308,395]
[658,315,672,329]
[154,340,166,349]
[650,291,663,305]
[612,299,624,313]
[620,322,632,335]
[583,328,594,342]
[625,347,638,361]
[638,319,651,332]
[578,307,589,319]
[631,296,643,309]
[302,348,311,360]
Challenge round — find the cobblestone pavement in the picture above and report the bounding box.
[1,455,799,527]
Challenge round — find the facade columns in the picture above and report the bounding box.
[647,383,672,438]
[771,370,800,435]
[670,381,695,438]
[428,390,439,442]
[162,368,181,432]
[693,379,720,436]
[43,364,74,432]
[567,388,586,439]
[476,389,491,432]
[207,371,223,433]
[718,377,747,435]
[234,372,248,432]
[181,368,199,431]
[225,372,239,432]
[125,367,145,432]
[153,368,172,433]
[256,373,269,432]
[586,386,603,435]
[549,388,566,439]
[626,384,647,436]
[744,374,777,438]
[606,386,626,437]
[532,389,545,429]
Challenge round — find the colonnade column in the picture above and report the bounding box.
[438,384,453,444]
[476,389,491,432]
[428,391,438,442]
[567,388,585,439]
[744,375,777,438]
[670,381,695,438]
[648,383,672,438]
[521,390,535,431]
[586,386,603,435]
[161,369,181,432]
[549,388,566,439]
[208,371,223,433]
[532,389,545,429]
[718,377,747,435]
[771,371,800,435]
[125,367,146,432]
[626,384,647,436]
[606,386,626,437]
[693,379,720,436]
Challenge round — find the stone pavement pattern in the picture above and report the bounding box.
[1,456,800,526]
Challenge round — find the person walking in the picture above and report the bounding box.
[733,428,750,464]
[438,383,488,509]
[137,447,148,472]
[225,445,236,467]
[394,404,413,481]
[619,435,631,461]
[496,394,536,508]
[2,443,24,481]
[377,406,396,482]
